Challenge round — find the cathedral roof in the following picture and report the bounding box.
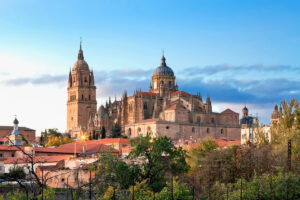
[170,91,191,96]
[221,109,238,114]
[153,55,174,76]
[73,42,89,71]
[166,104,186,111]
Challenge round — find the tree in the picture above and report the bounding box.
[129,134,189,195]
[94,153,140,199]
[40,128,63,146]
[44,135,73,147]
[101,126,106,139]
[110,123,121,138]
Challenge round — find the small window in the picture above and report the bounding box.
[166,126,170,130]
[82,95,84,100]
[89,95,91,100]
[138,127,141,132]
[128,128,132,136]
[211,118,215,123]
[0,154,2,157]
[61,178,65,182]
[221,129,224,134]
[11,153,15,157]
[160,81,164,85]
[143,102,148,110]
[84,77,88,82]
[192,127,195,133]
[206,128,210,134]
[197,117,201,123]
[169,81,172,88]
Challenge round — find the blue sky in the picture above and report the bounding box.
[0,0,300,134]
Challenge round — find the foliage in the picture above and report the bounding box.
[8,166,26,180]
[211,169,300,200]
[37,187,55,200]
[129,134,189,194]
[44,135,73,147]
[156,179,193,200]
[101,126,106,139]
[271,98,300,173]
[7,190,32,200]
[94,153,140,199]
[110,123,121,138]
[40,128,63,145]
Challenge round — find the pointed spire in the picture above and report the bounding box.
[78,38,84,60]
[161,50,166,67]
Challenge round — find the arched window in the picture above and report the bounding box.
[192,127,195,133]
[197,116,201,123]
[147,126,151,132]
[160,81,164,85]
[143,102,148,110]
[82,95,84,100]
[221,129,224,134]
[168,81,172,88]
[84,76,88,82]
[207,128,210,134]
[211,118,215,123]
[166,126,170,130]
[128,128,132,137]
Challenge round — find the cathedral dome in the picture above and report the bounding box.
[153,56,174,76]
[72,43,89,71]
[73,59,89,71]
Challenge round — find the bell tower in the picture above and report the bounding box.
[66,42,97,137]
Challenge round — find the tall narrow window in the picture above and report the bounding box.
[169,81,172,88]
[82,95,84,100]
[89,95,91,100]
[197,117,201,123]
[207,128,210,134]
[84,76,88,82]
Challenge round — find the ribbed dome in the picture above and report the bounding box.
[73,59,89,70]
[73,42,89,71]
[153,56,174,76]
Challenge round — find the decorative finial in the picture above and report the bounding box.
[80,37,82,50]
[78,37,84,60]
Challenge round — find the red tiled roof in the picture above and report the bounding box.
[215,139,240,147]
[221,109,238,114]
[56,141,119,154]
[0,146,24,151]
[170,91,191,96]
[4,155,71,164]
[165,104,186,111]
[0,138,8,142]
[98,138,130,144]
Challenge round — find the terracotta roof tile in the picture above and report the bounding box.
[165,104,186,111]
[215,139,240,147]
[0,146,24,151]
[170,91,191,96]
[4,155,71,164]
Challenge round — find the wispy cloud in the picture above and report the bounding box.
[182,64,300,76]
[1,65,299,107]
[2,74,67,86]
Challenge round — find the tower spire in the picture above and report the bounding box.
[78,38,84,60]
[161,51,166,66]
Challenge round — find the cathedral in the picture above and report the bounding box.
[67,44,241,141]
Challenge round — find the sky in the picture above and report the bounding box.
[1,0,300,135]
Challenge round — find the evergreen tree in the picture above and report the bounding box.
[110,123,121,138]
[101,126,106,139]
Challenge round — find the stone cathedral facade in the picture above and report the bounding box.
[67,45,241,141]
